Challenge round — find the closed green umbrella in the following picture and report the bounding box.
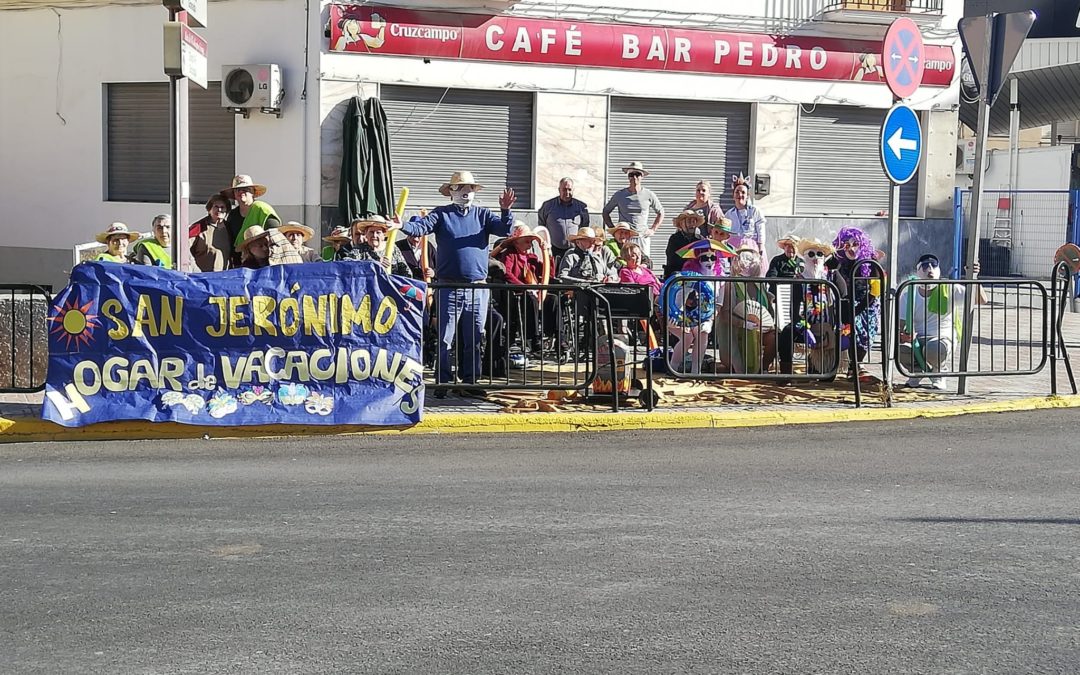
[338,96,396,225]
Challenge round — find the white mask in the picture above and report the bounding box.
[803,253,826,279]
[451,190,475,207]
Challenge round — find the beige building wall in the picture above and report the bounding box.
[750,103,798,218]
[533,94,609,212]
[924,109,959,219]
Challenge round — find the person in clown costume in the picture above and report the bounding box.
[714,245,777,374]
[897,253,987,390]
[831,226,883,380]
[777,237,847,376]
[661,238,735,375]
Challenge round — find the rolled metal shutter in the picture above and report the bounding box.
[106,82,235,203]
[606,97,752,257]
[795,105,918,217]
[380,85,534,209]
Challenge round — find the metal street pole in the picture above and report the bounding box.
[168,8,190,272]
[885,180,899,394]
[957,22,995,396]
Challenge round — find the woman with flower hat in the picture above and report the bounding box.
[94,222,139,263]
[714,245,777,374]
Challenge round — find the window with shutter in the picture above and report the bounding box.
[105,82,235,203]
[380,85,535,209]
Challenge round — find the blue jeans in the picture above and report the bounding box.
[438,286,490,385]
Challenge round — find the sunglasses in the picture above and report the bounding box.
[805,250,826,259]
[628,172,643,179]
[918,260,940,270]
[698,254,717,262]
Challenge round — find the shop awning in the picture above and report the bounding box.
[960,37,1080,135]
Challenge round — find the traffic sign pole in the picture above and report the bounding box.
[168,6,190,273]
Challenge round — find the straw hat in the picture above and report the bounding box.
[225,174,267,199]
[238,225,271,251]
[606,222,637,237]
[621,161,649,177]
[438,171,484,197]
[278,221,314,242]
[708,218,734,235]
[568,226,603,244]
[676,238,737,259]
[322,225,351,243]
[796,237,836,257]
[492,224,542,256]
[776,233,801,247]
[351,214,396,234]
[95,222,140,244]
[674,210,706,229]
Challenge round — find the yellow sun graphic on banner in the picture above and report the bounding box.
[49,296,100,350]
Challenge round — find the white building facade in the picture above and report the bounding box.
[0,0,963,288]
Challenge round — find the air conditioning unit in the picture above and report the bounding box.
[222,64,284,118]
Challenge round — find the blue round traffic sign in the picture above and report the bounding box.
[880,104,922,185]
[883,17,925,100]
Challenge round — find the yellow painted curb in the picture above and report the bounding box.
[1,395,1078,444]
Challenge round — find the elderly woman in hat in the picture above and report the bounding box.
[238,226,303,269]
[398,170,516,393]
[189,192,233,271]
[492,224,547,361]
[557,227,618,283]
[321,225,351,261]
[337,215,410,275]
[663,210,707,280]
[278,221,321,263]
[94,222,139,263]
[223,175,281,267]
[605,222,653,270]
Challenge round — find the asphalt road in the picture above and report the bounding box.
[2,411,1079,674]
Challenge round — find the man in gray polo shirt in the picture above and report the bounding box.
[537,177,590,261]
[602,160,665,259]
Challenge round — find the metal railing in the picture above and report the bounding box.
[1051,261,1078,396]
[847,259,889,409]
[660,275,844,383]
[427,282,619,411]
[820,0,943,13]
[0,284,52,394]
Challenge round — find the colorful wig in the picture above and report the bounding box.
[833,226,875,276]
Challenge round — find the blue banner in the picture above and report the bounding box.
[43,262,426,428]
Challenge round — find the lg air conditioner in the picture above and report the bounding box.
[222,64,284,118]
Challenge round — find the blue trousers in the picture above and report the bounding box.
[438,287,490,385]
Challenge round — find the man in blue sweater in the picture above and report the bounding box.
[400,171,516,393]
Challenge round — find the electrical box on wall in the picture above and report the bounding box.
[754,173,770,198]
[222,64,284,118]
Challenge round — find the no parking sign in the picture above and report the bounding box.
[884,17,924,100]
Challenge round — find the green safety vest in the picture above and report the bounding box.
[903,276,962,369]
[95,252,126,263]
[235,201,281,247]
[132,238,172,268]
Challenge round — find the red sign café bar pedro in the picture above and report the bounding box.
[329,4,955,87]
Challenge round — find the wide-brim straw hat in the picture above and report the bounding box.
[708,218,734,235]
[351,214,395,232]
[279,221,315,242]
[439,171,485,197]
[676,239,737,259]
[621,161,649,177]
[674,209,706,229]
[323,225,351,243]
[95,222,140,244]
[796,237,836,257]
[492,224,542,255]
[225,174,267,199]
[568,226,604,244]
[238,225,271,251]
[776,233,802,247]
[607,222,637,237]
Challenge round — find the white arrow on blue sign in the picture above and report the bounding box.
[880,104,922,185]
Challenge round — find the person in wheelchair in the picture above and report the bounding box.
[492,225,546,365]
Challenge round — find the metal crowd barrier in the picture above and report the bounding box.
[1051,260,1077,396]
[427,281,619,411]
[847,258,889,408]
[659,275,845,383]
[0,284,52,393]
[893,273,1049,387]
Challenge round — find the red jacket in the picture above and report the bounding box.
[499,250,543,285]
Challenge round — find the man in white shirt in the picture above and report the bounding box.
[898,254,987,389]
